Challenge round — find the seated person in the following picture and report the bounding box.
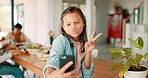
[48,30,55,45]
[0,37,24,78]
[6,23,31,43]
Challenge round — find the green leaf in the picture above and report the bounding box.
[125,59,134,67]
[122,53,132,59]
[111,52,122,59]
[119,67,129,77]
[144,53,148,60]
[108,48,122,53]
[134,53,143,67]
[138,37,144,50]
[111,63,122,71]
[128,38,140,48]
[123,48,132,53]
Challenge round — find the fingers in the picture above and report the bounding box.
[90,30,96,40]
[90,29,102,41]
[93,33,102,41]
[60,61,73,73]
[62,69,77,78]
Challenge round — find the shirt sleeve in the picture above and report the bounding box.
[0,52,12,63]
[43,35,65,78]
[81,60,94,78]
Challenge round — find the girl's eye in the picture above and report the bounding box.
[75,22,80,24]
[66,23,70,26]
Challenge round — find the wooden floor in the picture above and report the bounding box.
[92,58,121,78]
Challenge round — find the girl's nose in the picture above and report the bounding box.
[71,24,77,29]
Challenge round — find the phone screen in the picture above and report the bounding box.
[60,55,75,73]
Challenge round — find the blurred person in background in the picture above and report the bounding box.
[6,23,31,43]
[48,30,55,45]
[0,37,24,78]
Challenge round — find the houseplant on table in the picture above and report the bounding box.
[108,36,148,78]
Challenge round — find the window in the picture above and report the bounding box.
[0,0,25,37]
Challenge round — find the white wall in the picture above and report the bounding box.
[50,0,63,36]
[86,0,95,39]
[24,0,62,45]
[24,0,50,44]
[24,0,38,43]
[95,0,108,43]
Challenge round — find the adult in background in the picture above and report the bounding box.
[6,23,31,43]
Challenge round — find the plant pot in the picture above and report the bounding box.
[124,69,147,78]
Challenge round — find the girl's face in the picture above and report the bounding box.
[62,12,84,40]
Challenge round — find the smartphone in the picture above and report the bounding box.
[60,55,75,73]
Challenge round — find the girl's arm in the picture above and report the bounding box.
[84,30,102,69]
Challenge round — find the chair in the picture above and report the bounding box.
[92,49,99,58]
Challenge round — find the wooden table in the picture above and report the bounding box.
[12,53,148,78]
[12,53,46,78]
[92,58,121,78]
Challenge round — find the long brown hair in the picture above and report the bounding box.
[60,6,87,52]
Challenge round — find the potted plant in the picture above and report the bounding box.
[108,36,148,78]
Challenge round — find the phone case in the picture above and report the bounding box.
[60,55,75,73]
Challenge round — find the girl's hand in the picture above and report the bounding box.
[85,30,102,52]
[46,61,77,78]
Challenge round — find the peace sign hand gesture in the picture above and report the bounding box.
[85,30,102,53]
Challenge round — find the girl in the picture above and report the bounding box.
[44,6,102,78]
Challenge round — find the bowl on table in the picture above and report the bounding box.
[35,50,48,57]
[35,52,45,57]
[26,49,41,54]
[41,46,51,51]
